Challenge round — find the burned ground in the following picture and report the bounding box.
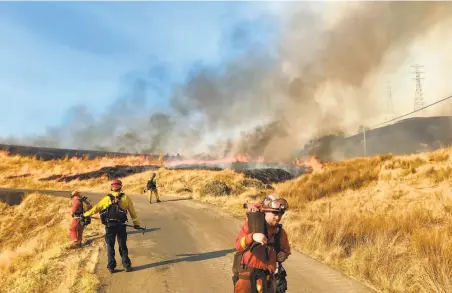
[39,165,160,182]
[241,168,295,184]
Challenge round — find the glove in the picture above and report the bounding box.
[277,251,288,262]
[252,233,267,245]
[134,225,141,229]
[80,215,91,227]
[80,196,91,204]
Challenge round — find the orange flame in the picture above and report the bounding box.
[164,152,324,172]
[293,155,323,172]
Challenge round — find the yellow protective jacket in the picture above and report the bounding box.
[83,191,140,226]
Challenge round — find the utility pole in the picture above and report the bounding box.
[412,64,426,114]
[359,125,367,156]
[363,127,367,156]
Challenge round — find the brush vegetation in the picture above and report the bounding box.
[2,148,452,292]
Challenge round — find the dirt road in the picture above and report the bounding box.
[1,188,375,293]
[94,193,375,293]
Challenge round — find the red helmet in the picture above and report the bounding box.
[111,179,122,191]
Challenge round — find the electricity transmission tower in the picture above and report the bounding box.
[385,82,395,120]
[412,64,426,113]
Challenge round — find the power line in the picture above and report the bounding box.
[349,94,452,156]
[371,94,452,129]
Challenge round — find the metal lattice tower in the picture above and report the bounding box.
[385,82,396,120]
[412,64,425,112]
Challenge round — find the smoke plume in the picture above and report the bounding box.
[3,2,452,160]
[170,2,452,160]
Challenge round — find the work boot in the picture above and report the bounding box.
[125,266,133,272]
[108,268,116,274]
[69,243,82,249]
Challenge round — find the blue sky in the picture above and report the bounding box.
[0,1,284,139]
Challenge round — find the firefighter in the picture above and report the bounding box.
[146,173,160,203]
[233,194,291,293]
[82,179,141,273]
[68,190,88,249]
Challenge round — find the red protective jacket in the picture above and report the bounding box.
[235,220,291,273]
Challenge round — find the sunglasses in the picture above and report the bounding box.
[271,211,285,216]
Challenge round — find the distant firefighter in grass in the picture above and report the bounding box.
[146,173,160,203]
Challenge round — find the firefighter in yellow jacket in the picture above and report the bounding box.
[82,179,140,273]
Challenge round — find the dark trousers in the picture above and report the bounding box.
[105,225,131,269]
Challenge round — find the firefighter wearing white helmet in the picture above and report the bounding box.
[233,194,291,293]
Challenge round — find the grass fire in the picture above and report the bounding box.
[1,146,452,292]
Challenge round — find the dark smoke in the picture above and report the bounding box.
[264,2,452,159]
[168,2,452,161]
[2,2,452,160]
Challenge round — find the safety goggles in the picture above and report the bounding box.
[263,197,289,210]
[271,210,285,216]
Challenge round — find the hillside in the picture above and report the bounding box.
[298,115,452,161]
[1,148,452,292]
[0,143,142,161]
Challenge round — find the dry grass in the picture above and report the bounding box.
[0,150,162,191]
[0,193,104,293]
[280,186,452,293]
[424,166,452,184]
[3,147,452,293]
[276,155,390,203]
[272,148,452,293]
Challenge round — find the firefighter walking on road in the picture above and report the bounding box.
[68,190,92,249]
[233,194,291,293]
[146,173,160,203]
[82,179,141,273]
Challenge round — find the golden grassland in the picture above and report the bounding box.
[276,151,452,293]
[1,148,452,292]
[0,151,162,191]
[0,193,105,293]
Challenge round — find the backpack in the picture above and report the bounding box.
[100,193,128,226]
[74,198,92,227]
[147,178,157,190]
